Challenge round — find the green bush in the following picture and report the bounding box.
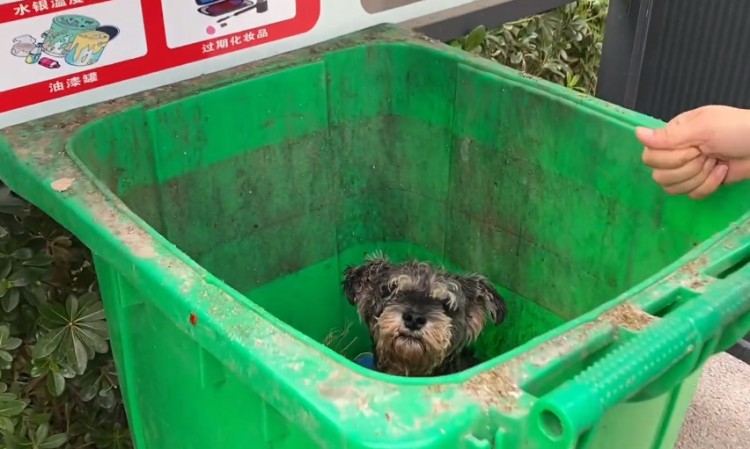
[0,3,609,447]
[0,184,130,449]
[451,0,609,95]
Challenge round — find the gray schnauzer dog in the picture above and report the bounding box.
[342,252,507,377]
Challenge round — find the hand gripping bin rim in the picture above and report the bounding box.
[0,24,749,449]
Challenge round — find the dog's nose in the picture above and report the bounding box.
[403,312,427,330]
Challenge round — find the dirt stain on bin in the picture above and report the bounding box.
[87,199,158,259]
[680,255,709,276]
[599,303,655,331]
[464,362,522,411]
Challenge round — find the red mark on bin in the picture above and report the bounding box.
[189,313,198,326]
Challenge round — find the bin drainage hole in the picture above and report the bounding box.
[540,410,564,440]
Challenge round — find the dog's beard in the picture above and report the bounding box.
[373,306,453,377]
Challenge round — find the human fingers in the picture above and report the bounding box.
[635,107,710,150]
[662,157,717,195]
[688,163,729,199]
[650,153,707,185]
[641,146,702,169]
[724,159,750,184]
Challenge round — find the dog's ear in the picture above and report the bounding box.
[462,275,507,325]
[342,253,392,305]
[342,265,367,305]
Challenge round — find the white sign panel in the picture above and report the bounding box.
[0,0,481,129]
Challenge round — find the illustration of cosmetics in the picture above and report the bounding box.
[39,57,60,69]
[200,0,269,32]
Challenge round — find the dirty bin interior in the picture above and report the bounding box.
[65,41,750,367]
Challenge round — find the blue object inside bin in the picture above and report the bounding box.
[354,352,375,370]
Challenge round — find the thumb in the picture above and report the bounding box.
[723,159,750,184]
[635,124,700,150]
[635,109,708,149]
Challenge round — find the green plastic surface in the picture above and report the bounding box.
[1,24,750,449]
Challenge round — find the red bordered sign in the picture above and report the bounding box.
[0,0,320,113]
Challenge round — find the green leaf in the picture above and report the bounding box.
[65,295,79,320]
[35,422,49,442]
[7,269,33,288]
[3,432,28,449]
[30,359,49,378]
[38,303,68,328]
[0,259,11,280]
[47,371,65,397]
[61,333,89,375]
[80,378,99,402]
[96,388,117,409]
[79,319,109,334]
[0,416,14,433]
[3,337,21,351]
[76,326,109,354]
[72,334,89,374]
[0,399,26,417]
[99,381,114,395]
[0,326,20,350]
[485,33,502,45]
[58,363,75,379]
[463,25,487,52]
[3,288,19,313]
[22,254,54,268]
[0,350,13,363]
[34,292,109,375]
[39,433,67,449]
[31,328,65,360]
[10,248,32,261]
[76,296,106,322]
[27,413,51,426]
[21,282,47,306]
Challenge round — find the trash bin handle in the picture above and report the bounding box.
[528,245,750,447]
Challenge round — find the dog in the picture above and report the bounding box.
[342,251,507,377]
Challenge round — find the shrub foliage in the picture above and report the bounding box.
[0,185,130,449]
[451,0,609,95]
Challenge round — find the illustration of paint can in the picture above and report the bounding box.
[64,26,119,66]
[41,15,100,57]
[40,14,118,60]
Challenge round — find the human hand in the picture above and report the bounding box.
[636,105,750,199]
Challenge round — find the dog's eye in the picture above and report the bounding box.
[442,301,455,313]
[379,284,392,298]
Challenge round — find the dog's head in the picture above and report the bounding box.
[342,252,506,376]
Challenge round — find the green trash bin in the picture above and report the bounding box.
[1,24,749,449]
